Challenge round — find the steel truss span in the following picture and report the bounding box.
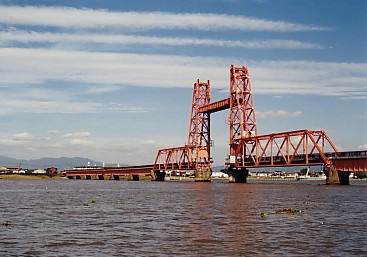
[152,65,367,182]
[231,129,339,168]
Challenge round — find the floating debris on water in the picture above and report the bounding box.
[274,208,302,215]
[260,208,302,218]
[2,220,13,228]
[83,199,96,207]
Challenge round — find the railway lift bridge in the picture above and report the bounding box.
[152,66,367,185]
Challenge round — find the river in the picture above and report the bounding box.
[1,179,366,256]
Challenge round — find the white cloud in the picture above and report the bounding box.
[0,47,366,98]
[359,144,367,150]
[12,132,34,141]
[0,133,34,147]
[257,110,303,119]
[0,5,328,32]
[0,47,225,87]
[63,132,91,138]
[0,30,324,50]
[47,130,59,134]
[69,138,95,146]
[0,87,154,115]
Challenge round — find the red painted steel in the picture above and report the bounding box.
[228,65,258,167]
[152,65,366,175]
[153,146,195,171]
[229,129,339,168]
[198,98,230,114]
[187,80,211,171]
[331,151,367,172]
[65,164,153,177]
[229,65,258,143]
[333,158,367,172]
[153,80,211,172]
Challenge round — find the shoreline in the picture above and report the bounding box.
[1,174,365,182]
[0,174,62,180]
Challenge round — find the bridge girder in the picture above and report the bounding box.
[152,65,358,178]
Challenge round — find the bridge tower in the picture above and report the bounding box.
[187,80,212,181]
[227,65,257,182]
[152,65,366,184]
[152,80,212,181]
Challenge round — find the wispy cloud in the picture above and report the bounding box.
[0,5,328,32]
[12,132,34,141]
[251,61,367,98]
[1,47,366,99]
[0,30,324,50]
[256,110,303,119]
[63,132,91,138]
[0,131,166,164]
[0,97,153,115]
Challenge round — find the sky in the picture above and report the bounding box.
[0,0,366,167]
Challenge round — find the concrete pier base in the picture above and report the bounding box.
[194,168,212,182]
[129,174,140,181]
[325,167,350,185]
[338,171,350,185]
[228,167,249,183]
[152,170,166,181]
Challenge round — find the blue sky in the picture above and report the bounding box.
[0,0,366,167]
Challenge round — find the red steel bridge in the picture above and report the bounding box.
[152,65,367,185]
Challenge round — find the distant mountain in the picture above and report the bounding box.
[0,155,123,170]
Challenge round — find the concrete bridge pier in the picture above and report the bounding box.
[228,167,249,183]
[152,170,166,181]
[194,168,212,182]
[325,166,350,185]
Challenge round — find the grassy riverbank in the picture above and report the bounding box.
[0,174,63,180]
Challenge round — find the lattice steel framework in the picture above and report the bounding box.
[229,65,258,164]
[237,129,339,168]
[187,80,211,171]
[153,65,347,179]
[153,80,211,172]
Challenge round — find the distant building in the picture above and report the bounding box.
[46,167,58,176]
[211,171,229,178]
[32,169,47,174]
[0,166,21,173]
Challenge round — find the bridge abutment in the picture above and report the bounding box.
[228,167,249,183]
[325,167,350,185]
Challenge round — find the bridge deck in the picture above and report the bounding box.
[65,165,154,177]
[236,151,367,171]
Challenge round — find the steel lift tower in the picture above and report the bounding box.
[152,80,212,181]
[152,65,366,184]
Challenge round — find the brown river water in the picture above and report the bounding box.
[1,179,366,256]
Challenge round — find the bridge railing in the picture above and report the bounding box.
[329,150,367,158]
